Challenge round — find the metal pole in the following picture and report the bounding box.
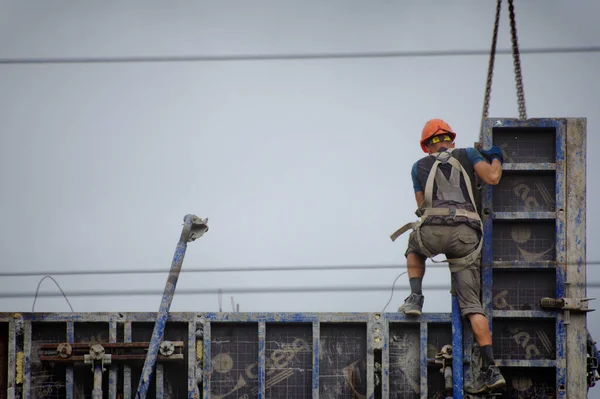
[135,214,209,399]
[92,364,103,399]
[451,294,463,399]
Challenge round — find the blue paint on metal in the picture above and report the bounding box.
[501,162,556,171]
[554,119,568,398]
[135,214,204,399]
[451,295,463,399]
[496,359,557,367]
[492,260,556,269]
[312,321,319,399]
[419,322,428,398]
[492,310,556,318]
[187,321,197,399]
[257,322,266,399]
[484,117,570,397]
[124,321,132,399]
[381,317,389,399]
[493,211,556,220]
[109,321,118,399]
[0,312,196,323]
[202,322,211,399]
[66,322,74,399]
[385,312,452,323]
[23,322,31,399]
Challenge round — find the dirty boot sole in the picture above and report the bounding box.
[487,375,506,390]
[403,309,422,316]
[465,376,506,394]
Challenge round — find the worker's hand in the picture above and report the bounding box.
[480,145,504,164]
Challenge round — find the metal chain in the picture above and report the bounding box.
[481,0,502,127]
[508,0,527,119]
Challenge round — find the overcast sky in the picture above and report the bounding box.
[1,0,600,392]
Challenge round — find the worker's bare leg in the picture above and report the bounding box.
[398,253,426,315]
[468,313,492,346]
[406,253,425,279]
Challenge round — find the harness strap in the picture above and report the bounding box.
[391,149,484,272]
[420,208,480,220]
[390,222,416,242]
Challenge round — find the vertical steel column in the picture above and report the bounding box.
[381,317,390,399]
[123,321,132,399]
[554,120,568,398]
[565,118,588,397]
[480,119,494,332]
[451,295,463,398]
[366,318,375,399]
[135,215,208,399]
[7,320,16,399]
[109,320,118,399]
[257,322,266,399]
[92,364,103,399]
[155,364,164,399]
[22,322,31,399]
[202,322,211,399]
[187,320,198,399]
[66,322,74,399]
[419,322,428,399]
[312,321,319,399]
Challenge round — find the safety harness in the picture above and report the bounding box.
[390,148,484,272]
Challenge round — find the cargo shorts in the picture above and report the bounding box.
[405,223,485,318]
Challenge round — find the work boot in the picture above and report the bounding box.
[465,365,506,394]
[398,293,424,316]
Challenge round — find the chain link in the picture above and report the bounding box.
[508,0,527,119]
[481,0,502,127]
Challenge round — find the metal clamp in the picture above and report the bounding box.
[540,296,595,325]
[428,344,453,395]
[84,344,112,372]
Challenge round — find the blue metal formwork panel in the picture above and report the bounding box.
[0,119,588,399]
[480,118,571,398]
[0,313,464,399]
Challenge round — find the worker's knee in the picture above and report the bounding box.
[466,311,488,322]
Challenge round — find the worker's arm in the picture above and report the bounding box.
[467,145,504,186]
[415,191,424,208]
[474,159,503,185]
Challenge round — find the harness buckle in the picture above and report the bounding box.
[448,208,456,219]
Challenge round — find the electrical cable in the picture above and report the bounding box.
[1,46,599,65]
[0,260,596,278]
[31,275,74,312]
[2,281,595,300]
[381,271,407,314]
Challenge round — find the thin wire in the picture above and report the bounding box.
[1,260,597,278]
[1,46,599,65]
[31,275,74,312]
[4,281,594,300]
[381,271,408,314]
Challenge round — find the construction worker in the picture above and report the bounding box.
[395,118,505,393]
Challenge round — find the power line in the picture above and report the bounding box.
[0,282,594,299]
[1,46,599,65]
[0,260,596,278]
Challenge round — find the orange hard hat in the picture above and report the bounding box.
[420,118,456,153]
